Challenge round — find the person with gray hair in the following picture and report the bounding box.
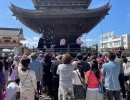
[29,52,43,94]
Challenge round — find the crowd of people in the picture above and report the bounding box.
[0,48,130,100]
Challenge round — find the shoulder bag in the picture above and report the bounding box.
[11,70,30,100]
[76,71,86,89]
[74,71,87,99]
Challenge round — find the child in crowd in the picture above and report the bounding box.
[6,78,20,100]
[39,87,51,100]
[8,64,18,83]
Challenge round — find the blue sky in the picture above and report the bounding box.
[0,0,130,47]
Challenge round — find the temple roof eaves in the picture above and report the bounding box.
[10,2,111,18]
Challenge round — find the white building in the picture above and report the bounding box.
[100,31,130,49]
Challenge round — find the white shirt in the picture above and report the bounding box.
[72,70,82,85]
[124,67,130,76]
[72,61,77,68]
[123,62,130,76]
[18,64,37,93]
[6,82,20,100]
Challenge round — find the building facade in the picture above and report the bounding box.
[0,28,25,52]
[100,31,130,49]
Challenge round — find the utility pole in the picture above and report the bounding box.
[101,21,103,53]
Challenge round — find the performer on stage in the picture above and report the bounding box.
[38,35,46,52]
[60,38,66,52]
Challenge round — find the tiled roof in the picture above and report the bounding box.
[10,2,111,16]
[0,28,23,37]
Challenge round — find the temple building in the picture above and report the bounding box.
[0,28,25,52]
[10,0,111,51]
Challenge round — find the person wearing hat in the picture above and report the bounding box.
[51,55,62,100]
[30,52,43,94]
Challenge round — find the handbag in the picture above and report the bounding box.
[15,89,20,100]
[98,81,104,94]
[76,71,86,97]
[76,71,86,89]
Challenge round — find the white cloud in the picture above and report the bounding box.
[82,39,97,42]
[21,37,39,48]
[85,39,97,42]
[32,37,39,41]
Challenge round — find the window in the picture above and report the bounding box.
[4,40,10,42]
[122,36,126,41]
[114,41,120,46]
[13,40,16,43]
[123,42,126,45]
[103,43,107,48]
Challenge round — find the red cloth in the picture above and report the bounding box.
[85,71,102,88]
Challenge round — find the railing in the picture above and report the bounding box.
[28,47,98,56]
[29,48,86,54]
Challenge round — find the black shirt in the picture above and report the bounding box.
[4,61,9,70]
[42,61,52,75]
[79,60,90,72]
[51,60,61,77]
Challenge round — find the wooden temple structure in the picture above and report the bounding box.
[10,0,111,53]
[0,28,25,52]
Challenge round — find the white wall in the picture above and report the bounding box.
[100,32,130,49]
